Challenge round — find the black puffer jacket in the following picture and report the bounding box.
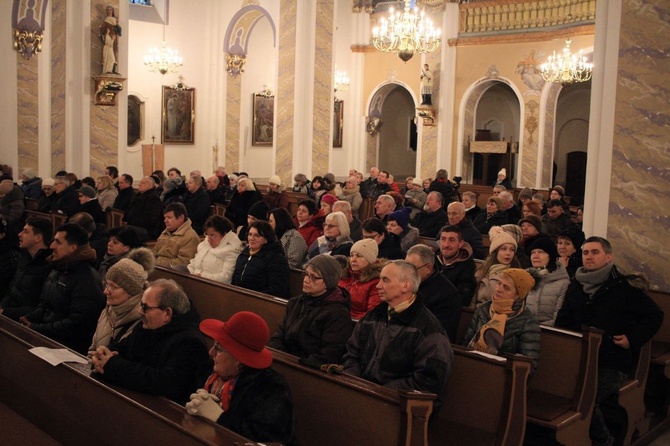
[232,240,291,298]
[183,187,211,235]
[124,189,164,239]
[226,190,263,229]
[23,245,105,354]
[102,306,209,404]
[0,248,51,320]
[51,185,80,217]
[269,286,353,365]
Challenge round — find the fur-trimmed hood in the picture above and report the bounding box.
[340,259,386,283]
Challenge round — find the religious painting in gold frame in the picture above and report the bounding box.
[333,99,343,148]
[252,91,274,146]
[162,86,195,144]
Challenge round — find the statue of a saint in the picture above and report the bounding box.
[100,6,121,74]
[420,64,433,105]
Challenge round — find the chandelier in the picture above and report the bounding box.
[334,69,350,93]
[144,2,183,75]
[540,39,592,86]
[371,0,441,62]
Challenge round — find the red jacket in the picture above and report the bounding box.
[294,211,325,247]
[338,263,383,320]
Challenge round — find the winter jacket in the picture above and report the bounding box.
[187,231,243,283]
[377,234,404,260]
[51,185,80,217]
[269,286,353,365]
[38,193,56,213]
[207,367,294,444]
[279,228,307,269]
[295,211,325,247]
[307,235,353,260]
[455,217,486,261]
[525,264,570,326]
[341,187,363,214]
[542,213,575,238]
[263,190,289,211]
[226,189,263,229]
[404,189,427,220]
[183,188,211,235]
[462,301,541,371]
[101,307,209,404]
[0,236,20,300]
[232,240,291,298]
[23,245,105,354]
[436,243,477,307]
[0,248,51,320]
[1,184,26,234]
[338,263,383,320]
[98,252,129,280]
[97,187,118,210]
[89,291,142,350]
[81,199,106,225]
[465,205,481,222]
[389,226,420,255]
[473,210,508,235]
[124,189,164,239]
[413,208,448,239]
[556,265,663,373]
[473,264,510,307]
[21,176,43,200]
[418,270,462,342]
[153,218,201,267]
[343,299,453,410]
[113,187,135,212]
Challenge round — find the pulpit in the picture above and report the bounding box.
[141,141,164,177]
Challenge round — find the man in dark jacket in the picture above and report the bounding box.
[412,191,448,238]
[0,217,52,320]
[205,175,227,205]
[19,223,105,354]
[343,260,453,410]
[124,176,165,240]
[112,174,135,212]
[406,245,461,342]
[447,201,485,260]
[183,175,211,235]
[50,175,80,217]
[77,185,106,225]
[542,199,575,238]
[269,255,353,365]
[90,278,210,404]
[435,225,477,307]
[556,237,663,446]
[20,168,43,199]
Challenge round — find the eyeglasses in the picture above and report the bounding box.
[140,303,164,312]
[102,281,120,291]
[363,233,380,239]
[323,223,338,229]
[303,272,324,282]
[415,263,431,270]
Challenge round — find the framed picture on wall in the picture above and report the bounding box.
[252,91,274,146]
[162,85,195,144]
[333,99,343,148]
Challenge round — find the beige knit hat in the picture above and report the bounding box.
[269,175,282,187]
[105,247,155,296]
[350,239,379,264]
[488,226,518,253]
[501,268,535,299]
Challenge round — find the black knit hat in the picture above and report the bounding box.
[529,237,558,267]
[559,226,585,250]
[247,201,269,221]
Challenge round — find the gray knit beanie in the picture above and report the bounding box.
[106,247,155,296]
[306,254,343,290]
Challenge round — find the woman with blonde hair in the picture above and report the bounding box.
[225,177,263,230]
[96,175,118,210]
[307,211,353,260]
[473,226,520,307]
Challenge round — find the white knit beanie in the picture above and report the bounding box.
[350,239,379,264]
[488,226,518,253]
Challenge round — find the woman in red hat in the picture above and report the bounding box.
[186,311,293,444]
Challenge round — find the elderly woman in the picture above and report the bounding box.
[294,199,325,247]
[232,220,290,298]
[269,208,307,269]
[89,247,155,350]
[226,177,263,230]
[188,215,242,284]
[525,238,570,326]
[292,173,310,194]
[96,175,118,210]
[386,207,419,255]
[404,178,427,220]
[473,196,509,235]
[340,176,362,214]
[186,312,293,443]
[319,193,338,216]
[98,226,142,279]
[473,226,520,307]
[338,239,383,320]
[269,255,353,366]
[263,175,289,210]
[462,268,541,371]
[183,175,211,235]
[307,211,353,260]
[557,226,585,280]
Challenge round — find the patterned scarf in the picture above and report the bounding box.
[204,372,240,412]
[469,298,524,354]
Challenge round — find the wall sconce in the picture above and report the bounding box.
[226,53,246,78]
[12,0,48,60]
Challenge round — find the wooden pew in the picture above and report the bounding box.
[616,341,652,445]
[212,202,226,217]
[431,346,532,446]
[150,266,287,335]
[105,208,125,229]
[359,197,375,221]
[271,348,435,446]
[284,191,305,217]
[24,197,39,211]
[24,210,67,235]
[289,267,304,297]
[525,325,603,446]
[0,315,257,446]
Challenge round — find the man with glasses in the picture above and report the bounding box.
[406,245,461,342]
[90,278,209,404]
[51,175,80,217]
[19,223,105,354]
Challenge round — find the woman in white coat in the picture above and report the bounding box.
[188,215,243,283]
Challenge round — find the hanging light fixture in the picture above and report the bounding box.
[334,69,350,93]
[540,39,592,86]
[371,0,441,62]
[144,1,183,75]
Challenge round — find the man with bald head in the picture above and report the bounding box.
[412,191,448,238]
[205,175,226,205]
[374,195,396,224]
[360,166,379,198]
[124,176,165,240]
[446,201,485,260]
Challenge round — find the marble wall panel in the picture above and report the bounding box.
[608,0,670,291]
[276,0,296,186]
[225,76,241,172]
[520,98,539,188]
[420,51,440,180]
[51,0,66,174]
[17,55,38,173]
[541,86,559,188]
[311,0,334,176]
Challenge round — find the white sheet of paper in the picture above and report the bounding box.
[28,347,89,366]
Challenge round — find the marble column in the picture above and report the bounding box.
[51,0,66,174]
[276,0,297,186]
[520,98,539,188]
[311,0,334,175]
[420,51,440,181]
[17,54,38,174]
[607,0,670,291]
[225,75,241,172]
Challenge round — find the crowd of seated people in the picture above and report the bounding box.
[0,162,664,446]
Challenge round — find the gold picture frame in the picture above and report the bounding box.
[333,99,343,148]
[162,85,195,144]
[252,91,274,146]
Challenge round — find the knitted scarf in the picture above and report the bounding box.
[342,186,360,196]
[469,298,525,354]
[205,372,240,412]
[575,262,614,296]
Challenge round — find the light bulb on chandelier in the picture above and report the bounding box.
[371,0,441,62]
[144,1,183,75]
[540,39,592,86]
